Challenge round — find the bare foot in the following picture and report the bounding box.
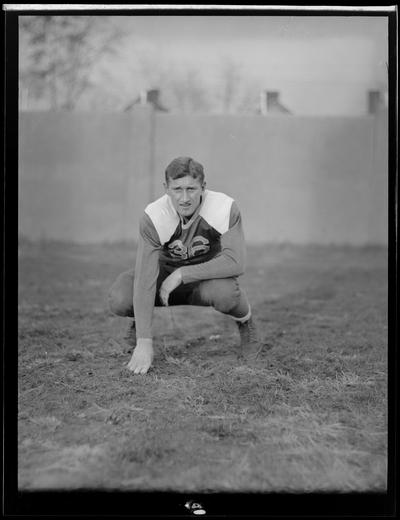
[127,340,154,375]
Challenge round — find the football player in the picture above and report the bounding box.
[109,156,261,374]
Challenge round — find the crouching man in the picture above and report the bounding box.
[109,156,262,374]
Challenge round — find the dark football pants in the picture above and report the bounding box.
[108,268,251,321]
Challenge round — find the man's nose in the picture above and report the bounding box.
[181,190,190,202]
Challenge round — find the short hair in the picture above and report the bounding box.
[165,156,205,185]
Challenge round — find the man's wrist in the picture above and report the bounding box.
[176,267,185,284]
[137,337,153,347]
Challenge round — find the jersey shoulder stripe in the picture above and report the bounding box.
[200,190,234,235]
[144,194,179,245]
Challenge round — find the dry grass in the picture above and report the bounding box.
[18,241,387,491]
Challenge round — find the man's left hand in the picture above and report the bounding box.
[159,269,183,306]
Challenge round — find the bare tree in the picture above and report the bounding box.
[136,47,169,92]
[19,15,126,110]
[167,67,210,113]
[218,58,243,114]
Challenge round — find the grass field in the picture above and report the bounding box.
[18,240,388,492]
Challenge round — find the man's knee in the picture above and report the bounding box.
[199,278,240,314]
[108,270,134,317]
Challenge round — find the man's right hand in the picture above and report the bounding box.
[159,268,182,306]
[127,338,154,375]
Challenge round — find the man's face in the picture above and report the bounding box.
[165,175,206,219]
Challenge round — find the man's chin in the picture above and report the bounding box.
[178,208,194,218]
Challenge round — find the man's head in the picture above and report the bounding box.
[164,157,206,219]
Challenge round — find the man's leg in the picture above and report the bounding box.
[109,270,261,368]
[108,269,135,317]
[108,269,136,351]
[189,278,262,361]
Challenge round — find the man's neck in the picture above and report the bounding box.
[179,194,204,225]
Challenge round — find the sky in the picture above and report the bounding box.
[121,15,387,42]
[19,12,389,114]
[107,15,388,114]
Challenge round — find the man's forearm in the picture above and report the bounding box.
[180,253,244,284]
[133,284,156,339]
[133,233,160,339]
[180,220,245,284]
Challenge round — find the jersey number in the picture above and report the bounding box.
[168,236,210,259]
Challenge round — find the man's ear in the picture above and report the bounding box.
[163,182,168,192]
[202,181,207,191]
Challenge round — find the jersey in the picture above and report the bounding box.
[145,190,234,269]
[133,190,246,339]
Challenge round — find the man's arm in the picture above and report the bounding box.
[133,214,162,339]
[179,201,246,284]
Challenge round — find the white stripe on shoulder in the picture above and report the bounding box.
[144,194,179,245]
[200,190,234,234]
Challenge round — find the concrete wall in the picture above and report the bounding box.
[19,108,153,243]
[19,108,388,245]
